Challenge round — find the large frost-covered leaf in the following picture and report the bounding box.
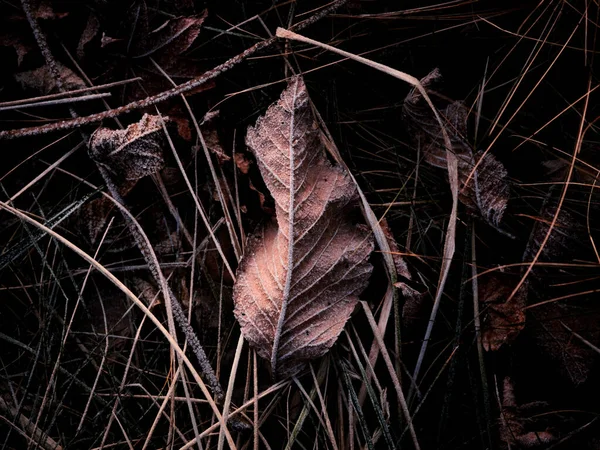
[403,69,509,226]
[233,77,374,379]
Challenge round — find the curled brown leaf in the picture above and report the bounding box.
[89,114,166,181]
[403,70,509,226]
[131,12,207,67]
[77,13,100,59]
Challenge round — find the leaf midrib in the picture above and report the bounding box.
[270,83,299,377]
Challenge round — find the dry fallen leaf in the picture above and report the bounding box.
[378,219,427,327]
[233,77,374,379]
[77,12,100,59]
[15,62,86,94]
[201,112,231,164]
[522,204,599,385]
[479,273,527,351]
[234,152,252,174]
[499,377,555,448]
[0,32,34,66]
[403,70,509,227]
[89,114,166,181]
[130,12,207,67]
[31,0,68,20]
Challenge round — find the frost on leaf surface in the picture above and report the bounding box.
[233,77,374,379]
[89,113,165,181]
[403,69,510,226]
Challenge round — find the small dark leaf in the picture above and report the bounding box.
[132,12,207,66]
[0,32,34,66]
[403,70,510,226]
[89,114,166,181]
[523,204,599,385]
[499,377,555,448]
[33,1,68,20]
[201,111,231,163]
[233,77,374,379]
[77,13,100,59]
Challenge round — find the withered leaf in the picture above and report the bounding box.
[77,13,100,59]
[522,204,599,385]
[378,219,427,327]
[33,1,68,20]
[403,70,509,226]
[522,205,579,265]
[15,62,86,94]
[200,112,231,163]
[479,273,527,351]
[0,32,34,66]
[233,77,374,379]
[234,152,252,174]
[132,12,207,66]
[89,114,166,181]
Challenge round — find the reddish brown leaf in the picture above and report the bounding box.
[77,13,100,59]
[132,12,207,67]
[248,178,271,215]
[34,1,68,20]
[234,152,252,174]
[78,178,136,246]
[201,112,231,163]
[14,62,86,94]
[0,32,34,66]
[479,273,527,351]
[499,377,555,448]
[89,114,166,181]
[233,77,374,379]
[403,70,509,226]
[379,219,427,326]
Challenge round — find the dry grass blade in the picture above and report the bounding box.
[0,397,63,450]
[0,0,350,140]
[0,92,110,112]
[89,114,166,181]
[0,77,140,108]
[234,76,374,379]
[0,200,236,448]
[403,72,510,227]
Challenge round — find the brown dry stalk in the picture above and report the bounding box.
[0,0,349,140]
